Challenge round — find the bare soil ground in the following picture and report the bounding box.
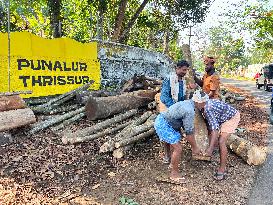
[0,85,269,205]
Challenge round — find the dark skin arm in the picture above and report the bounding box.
[208,90,216,98]
[194,75,203,87]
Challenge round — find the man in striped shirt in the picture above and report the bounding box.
[192,90,240,180]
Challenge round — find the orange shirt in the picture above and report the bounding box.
[202,73,220,99]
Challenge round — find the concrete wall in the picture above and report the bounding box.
[93,40,174,89]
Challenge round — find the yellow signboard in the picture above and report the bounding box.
[0,32,100,98]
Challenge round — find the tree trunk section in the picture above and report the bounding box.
[227,134,267,165]
[0,95,26,112]
[118,0,150,43]
[62,121,131,144]
[163,31,169,55]
[62,109,138,143]
[115,128,155,148]
[28,107,85,135]
[112,0,128,41]
[85,90,156,120]
[33,81,93,113]
[0,108,36,132]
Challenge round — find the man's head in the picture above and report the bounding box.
[175,60,190,78]
[203,56,215,73]
[192,90,209,110]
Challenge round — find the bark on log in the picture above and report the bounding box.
[28,107,85,135]
[62,109,138,143]
[99,113,156,153]
[43,104,80,114]
[115,128,155,148]
[76,90,119,105]
[51,112,86,132]
[0,90,32,96]
[62,121,131,144]
[33,81,94,113]
[113,145,132,159]
[194,110,209,152]
[227,134,267,165]
[0,95,26,111]
[0,108,36,132]
[85,90,157,120]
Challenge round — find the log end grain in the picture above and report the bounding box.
[247,146,267,166]
[85,97,99,120]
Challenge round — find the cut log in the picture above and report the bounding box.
[113,145,133,159]
[0,95,26,112]
[62,121,131,144]
[85,90,157,120]
[99,113,156,153]
[227,134,267,165]
[154,93,167,112]
[51,112,86,132]
[76,90,119,105]
[28,107,85,135]
[33,81,94,113]
[0,108,36,132]
[115,128,155,148]
[62,109,138,143]
[43,104,80,114]
[0,90,32,96]
[194,110,209,152]
[99,111,153,153]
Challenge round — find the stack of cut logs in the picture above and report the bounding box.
[0,91,36,133]
[0,75,267,165]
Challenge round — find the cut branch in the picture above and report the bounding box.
[28,107,85,135]
[115,128,155,148]
[62,121,131,144]
[62,109,138,143]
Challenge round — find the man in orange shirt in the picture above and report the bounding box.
[194,56,220,99]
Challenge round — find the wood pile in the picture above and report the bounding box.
[0,92,36,132]
[1,75,266,164]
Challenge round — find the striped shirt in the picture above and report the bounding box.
[204,99,238,131]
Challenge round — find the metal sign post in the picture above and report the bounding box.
[7,0,11,92]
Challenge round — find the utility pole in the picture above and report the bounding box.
[187,25,194,49]
[7,0,11,92]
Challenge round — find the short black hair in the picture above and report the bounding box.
[176,60,190,68]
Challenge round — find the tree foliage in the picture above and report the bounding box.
[0,0,213,61]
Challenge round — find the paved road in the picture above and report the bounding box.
[221,78,272,112]
[221,78,273,205]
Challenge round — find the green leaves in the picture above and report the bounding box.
[119,196,139,205]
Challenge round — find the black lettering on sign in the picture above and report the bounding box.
[19,76,30,87]
[79,63,87,71]
[53,61,63,71]
[43,76,53,86]
[57,76,66,85]
[67,76,75,84]
[82,76,90,84]
[41,60,52,71]
[30,60,41,70]
[32,76,42,86]
[72,62,79,71]
[74,76,82,84]
[63,62,71,71]
[17,59,30,70]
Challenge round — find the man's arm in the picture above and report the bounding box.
[208,75,220,98]
[160,79,175,107]
[182,110,195,135]
[194,75,203,87]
